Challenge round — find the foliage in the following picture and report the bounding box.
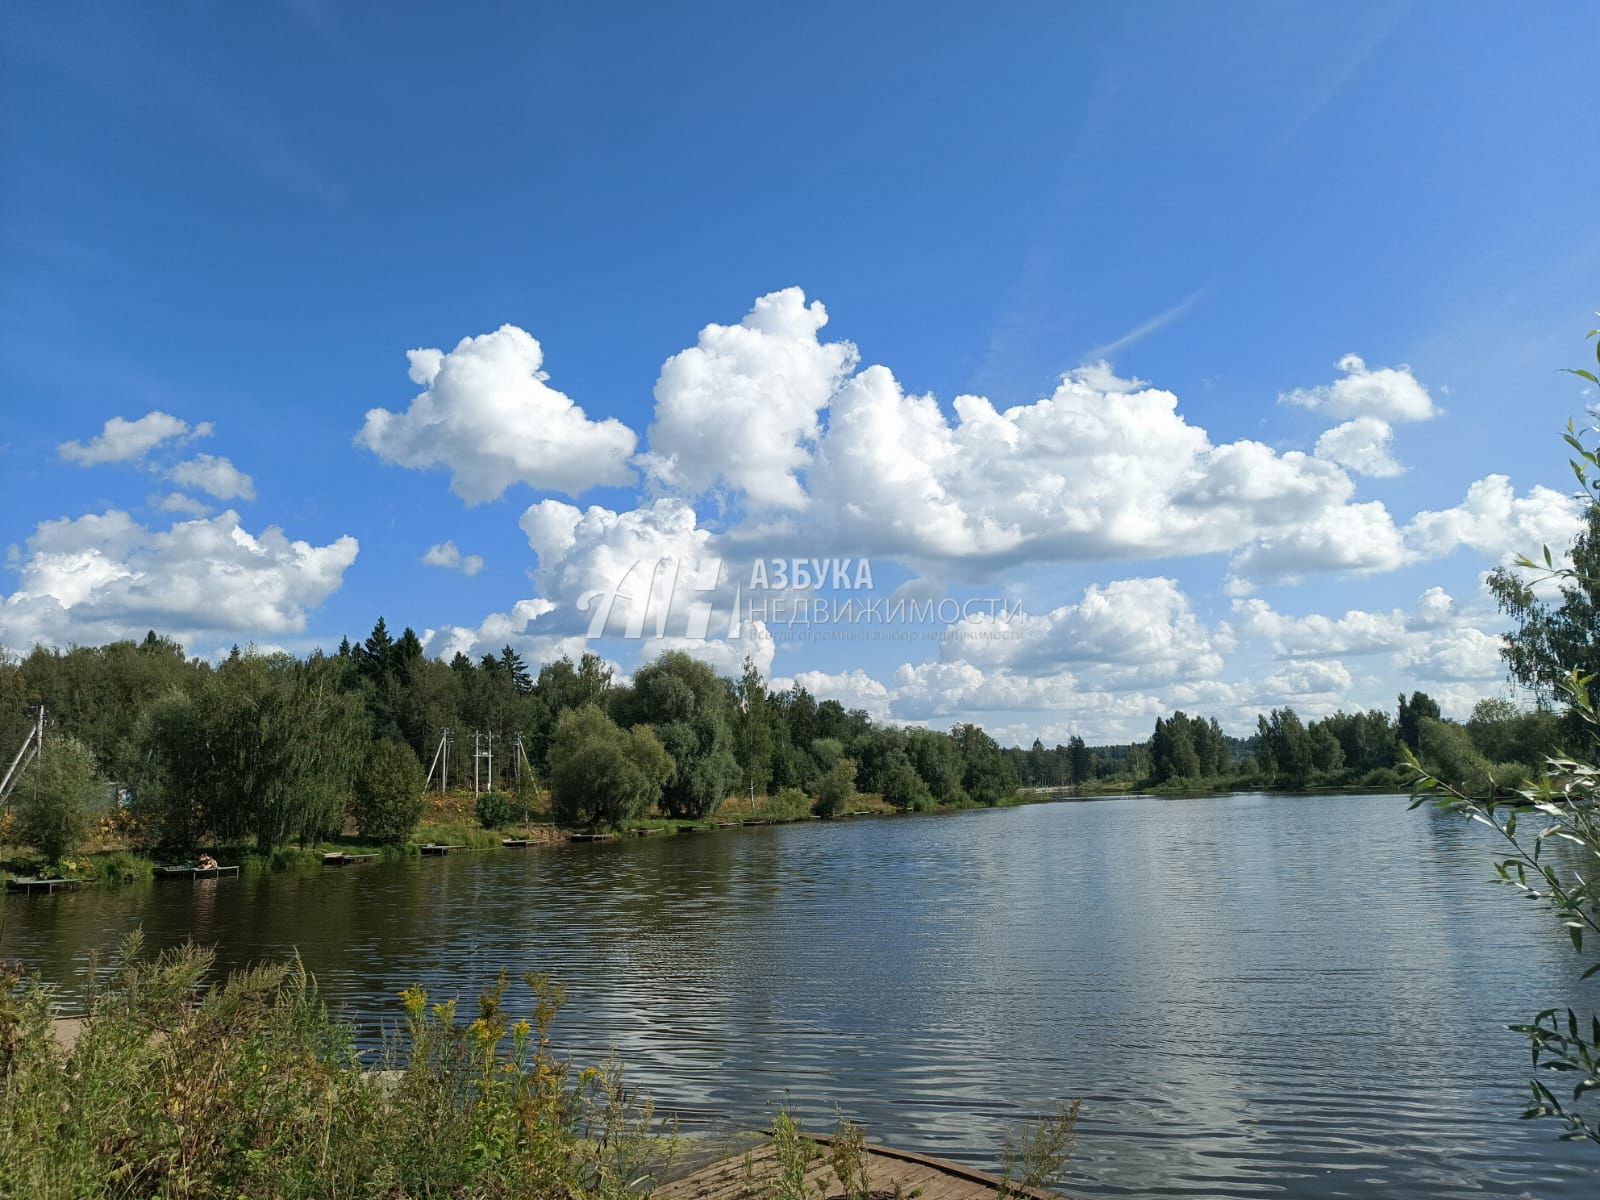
[351,739,426,842]
[474,790,525,830]
[613,652,741,819]
[11,732,99,863]
[734,657,775,799]
[0,935,679,1199]
[951,723,1019,806]
[127,653,368,854]
[548,705,674,829]
[825,1112,873,1200]
[1411,337,1600,1145]
[1397,690,1442,753]
[812,757,857,819]
[1000,1099,1082,1195]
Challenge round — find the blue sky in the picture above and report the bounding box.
[2,0,1597,743]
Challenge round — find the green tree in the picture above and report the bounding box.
[1490,503,1600,714]
[1067,734,1092,786]
[812,757,857,819]
[1397,691,1441,753]
[906,727,964,803]
[733,657,774,798]
[614,652,740,818]
[14,732,99,863]
[1257,708,1313,786]
[351,740,425,842]
[951,722,1019,805]
[547,705,673,829]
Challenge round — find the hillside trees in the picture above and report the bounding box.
[612,652,740,818]
[547,705,674,829]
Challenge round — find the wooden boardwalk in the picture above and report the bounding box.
[156,865,240,879]
[323,852,379,866]
[4,876,86,894]
[657,1134,1062,1200]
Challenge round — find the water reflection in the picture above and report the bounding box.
[2,794,1596,1197]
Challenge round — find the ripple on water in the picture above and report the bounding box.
[2,793,1596,1198]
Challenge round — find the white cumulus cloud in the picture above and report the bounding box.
[421,540,485,576]
[640,288,858,509]
[1315,416,1402,477]
[1281,354,1437,423]
[168,453,255,501]
[0,510,358,650]
[356,324,637,504]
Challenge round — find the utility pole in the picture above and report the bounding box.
[473,732,493,795]
[0,704,44,812]
[424,728,452,794]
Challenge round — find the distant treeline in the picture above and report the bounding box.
[1009,691,1558,794]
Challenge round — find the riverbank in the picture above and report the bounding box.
[2,781,1403,892]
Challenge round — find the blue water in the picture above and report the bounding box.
[4,793,1596,1197]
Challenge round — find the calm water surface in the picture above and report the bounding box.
[4,793,1597,1198]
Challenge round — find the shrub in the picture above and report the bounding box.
[812,758,857,819]
[548,705,674,829]
[0,934,680,1197]
[880,760,932,811]
[350,741,425,842]
[770,787,812,821]
[474,790,525,830]
[14,733,99,864]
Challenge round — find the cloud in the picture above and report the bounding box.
[1262,659,1354,698]
[155,492,212,516]
[0,510,358,650]
[421,540,485,577]
[356,324,637,504]
[770,668,893,721]
[1233,589,1467,659]
[1280,354,1437,423]
[168,453,255,501]
[1405,474,1583,564]
[58,411,212,466]
[1227,500,1409,587]
[639,288,858,509]
[1393,626,1504,683]
[1314,416,1402,477]
[805,361,1360,569]
[940,577,1226,690]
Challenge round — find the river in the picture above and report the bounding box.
[3,792,1597,1197]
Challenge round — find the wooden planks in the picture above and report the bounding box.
[656,1133,1064,1200]
[4,876,86,894]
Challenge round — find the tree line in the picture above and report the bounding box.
[0,626,1022,858]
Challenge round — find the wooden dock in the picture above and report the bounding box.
[155,865,240,880]
[323,852,379,867]
[5,876,87,894]
[501,837,532,847]
[419,843,463,856]
[567,831,615,843]
[657,1133,1062,1200]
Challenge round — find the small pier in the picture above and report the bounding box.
[5,876,86,895]
[501,837,531,847]
[567,831,614,843]
[634,826,666,836]
[323,852,379,867]
[419,843,463,856]
[156,865,240,880]
[657,1132,1063,1200]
